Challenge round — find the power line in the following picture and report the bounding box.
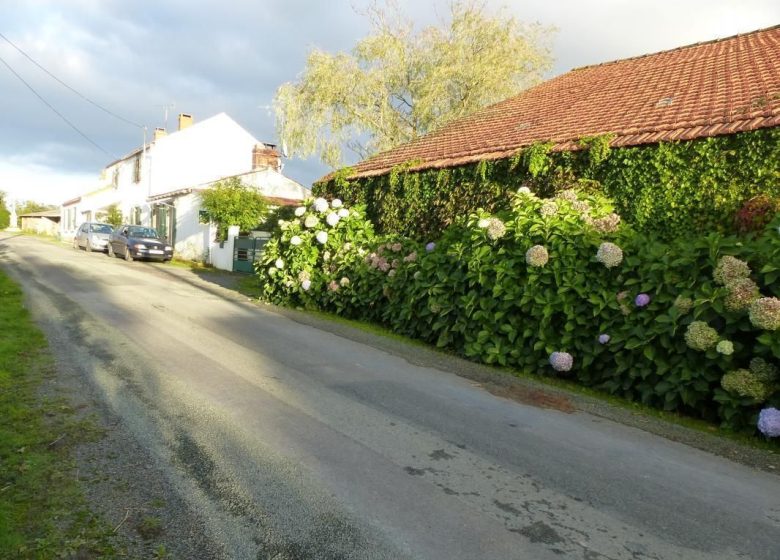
[0,52,114,158]
[0,31,142,129]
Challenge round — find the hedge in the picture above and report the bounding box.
[256,193,780,435]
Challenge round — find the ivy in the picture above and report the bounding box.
[315,128,780,240]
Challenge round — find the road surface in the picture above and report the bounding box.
[1,234,778,559]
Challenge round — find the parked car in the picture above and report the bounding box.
[108,225,173,262]
[73,222,114,252]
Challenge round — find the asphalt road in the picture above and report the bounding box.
[2,234,779,560]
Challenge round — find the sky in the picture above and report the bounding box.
[0,0,777,205]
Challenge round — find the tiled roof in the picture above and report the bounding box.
[333,25,780,181]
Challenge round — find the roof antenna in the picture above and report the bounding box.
[157,103,175,130]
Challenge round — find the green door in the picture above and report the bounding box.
[232,234,270,273]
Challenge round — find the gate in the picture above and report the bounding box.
[232,232,270,273]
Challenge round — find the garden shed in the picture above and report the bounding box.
[19,210,60,236]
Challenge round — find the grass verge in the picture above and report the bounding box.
[0,269,123,558]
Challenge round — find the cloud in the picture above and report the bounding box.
[1,0,778,202]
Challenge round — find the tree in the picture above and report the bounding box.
[199,177,269,241]
[0,192,9,229]
[104,204,123,228]
[275,1,554,167]
[15,200,56,217]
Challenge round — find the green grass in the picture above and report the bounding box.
[0,269,123,558]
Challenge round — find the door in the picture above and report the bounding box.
[152,205,176,245]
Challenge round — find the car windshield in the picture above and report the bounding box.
[90,224,113,234]
[128,226,159,238]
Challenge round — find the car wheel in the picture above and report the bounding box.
[124,247,133,262]
[86,240,92,252]
[107,243,115,258]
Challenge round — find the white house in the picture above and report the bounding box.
[61,112,309,262]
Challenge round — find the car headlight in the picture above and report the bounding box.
[165,246,172,251]
[134,244,147,250]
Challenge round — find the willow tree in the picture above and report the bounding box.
[275,1,554,168]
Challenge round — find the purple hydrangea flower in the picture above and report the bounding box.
[598,334,610,344]
[635,293,651,307]
[549,352,573,372]
[757,408,780,438]
[425,242,436,252]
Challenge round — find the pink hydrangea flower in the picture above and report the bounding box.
[549,352,573,372]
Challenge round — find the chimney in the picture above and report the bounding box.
[153,127,167,141]
[252,144,281,172]
[178,113,193,131]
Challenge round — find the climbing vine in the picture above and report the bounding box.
[314,128,780,240]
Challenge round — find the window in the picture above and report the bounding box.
[112,168,119,189]
[133,155,141,183]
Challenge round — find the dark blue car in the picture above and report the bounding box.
[108,225,173,262]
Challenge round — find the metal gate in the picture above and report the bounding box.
[232,233,270,273]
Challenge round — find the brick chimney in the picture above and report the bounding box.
[153,127,167,141]
[252,144,281,172]
[178,113,193,131]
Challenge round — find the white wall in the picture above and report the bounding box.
[146,114,257,198]
[234,168,311,200]
[171,192,215,262]
[209,225,239,271]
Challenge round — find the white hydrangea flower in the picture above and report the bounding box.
[304,215,319,228]
[486,218,506,240]
[294,206,306,216]
[478,218,490,228]
[326,213,340,226]
[268,266,277,275]
[596,242,623,268]
[290,235,302,246]
[517,186,532,195]
[540,201,558,217]
[316,231,328,244]
[313,197,329,212]
[301,279,311,291]
[331,198,343,208]
[525,245,549,267]
[337,208,349,218]
[275,258,284,269]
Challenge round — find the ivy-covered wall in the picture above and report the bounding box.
[315,127,780,240]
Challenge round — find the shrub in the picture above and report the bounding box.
[257,194,780,433]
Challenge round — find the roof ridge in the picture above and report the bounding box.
[570,24,780,72]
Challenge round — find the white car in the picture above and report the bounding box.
[73,222,113,253]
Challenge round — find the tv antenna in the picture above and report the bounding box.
[157,103,175,130]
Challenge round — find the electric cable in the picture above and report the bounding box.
[0,31,142,129]
[0,51,114,157]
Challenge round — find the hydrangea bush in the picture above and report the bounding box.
[257,193,780,434]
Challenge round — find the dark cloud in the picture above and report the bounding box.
[1,0,778,202]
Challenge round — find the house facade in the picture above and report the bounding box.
[61,113,309,260]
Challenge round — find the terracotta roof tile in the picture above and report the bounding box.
[332,26,779,181]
